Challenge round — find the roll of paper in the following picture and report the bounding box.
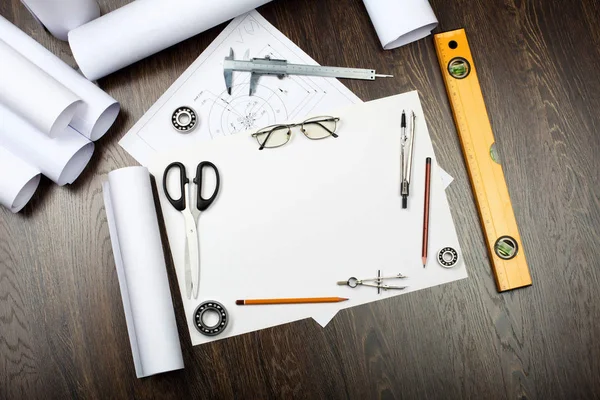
[68,0,272,80]
[21,0,100,41]
[0,145,41,213]
[103,166,184,378]
[0,103,94,186]
[0,39,82,138]
[363,0,438,50]
[0,16,120,141]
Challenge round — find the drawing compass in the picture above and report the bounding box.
[223,48,393,96]
[337,270,408,294]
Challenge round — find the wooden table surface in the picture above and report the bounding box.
[1,0,599,398]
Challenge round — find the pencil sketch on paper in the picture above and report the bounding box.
[120,11,361,166]
[194,45,338,138]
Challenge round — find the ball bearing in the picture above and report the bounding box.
[193,301,228,336]
[171,106,198,133]
[437,247,459,268]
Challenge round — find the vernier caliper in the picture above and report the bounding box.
[223,48,393,95]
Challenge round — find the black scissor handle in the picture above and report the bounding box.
[163,162,189,211]
[193,161,220,211]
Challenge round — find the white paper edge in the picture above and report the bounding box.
[10,174,41,212]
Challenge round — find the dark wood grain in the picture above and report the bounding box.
[1,0,599,398]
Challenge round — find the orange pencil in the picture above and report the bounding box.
[236,297,348,305]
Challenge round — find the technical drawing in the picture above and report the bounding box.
[121,11,360,166]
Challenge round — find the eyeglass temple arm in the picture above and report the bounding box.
[258,126,291,150]
[258,129,274,150]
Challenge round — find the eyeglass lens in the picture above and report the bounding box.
[255,125,291,148]
[302,117,338,140]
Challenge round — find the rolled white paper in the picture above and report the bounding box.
[0,16,120,141]
[20,0,100,41]
[363,0,438,50]
[103,166,184,378]
[0,103,94,186]
[0,39,82,138]
[68,0,272,80]
[0,145,41,213]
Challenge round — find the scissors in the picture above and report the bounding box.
[163,161,220,300]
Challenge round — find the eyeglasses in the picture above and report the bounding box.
[251,116,340,150]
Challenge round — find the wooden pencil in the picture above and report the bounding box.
[422,157,432,267]
[235,297,348,305]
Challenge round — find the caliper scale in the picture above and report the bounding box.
[223,48,392,95]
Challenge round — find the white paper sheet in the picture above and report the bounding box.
[0,103,94,186]
[68,0,273,80]
[439,167,454,188]
[0,39,82,138]
[103,166,184,378]
[149,91,467,346]
[21,0,100,41]
[0,16,120,141]
[0,145,40,213]
[363,0,438,50]
[120,10,362,166]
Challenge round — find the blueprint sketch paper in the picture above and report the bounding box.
[149,92,467,346]
[363,0,438,50]
[103,167,184,378]
[69,0,272,80]
[0,16,120,141]
[120,10,362,166]
[21,0,100,41]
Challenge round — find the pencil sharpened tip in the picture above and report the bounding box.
[340,297,349,302]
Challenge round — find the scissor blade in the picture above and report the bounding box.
[182,209,200,299]
[183,234,192,299]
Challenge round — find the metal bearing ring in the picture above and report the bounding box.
[437,247,459,268]
[171,106,198,133]
[193,301,228,336]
